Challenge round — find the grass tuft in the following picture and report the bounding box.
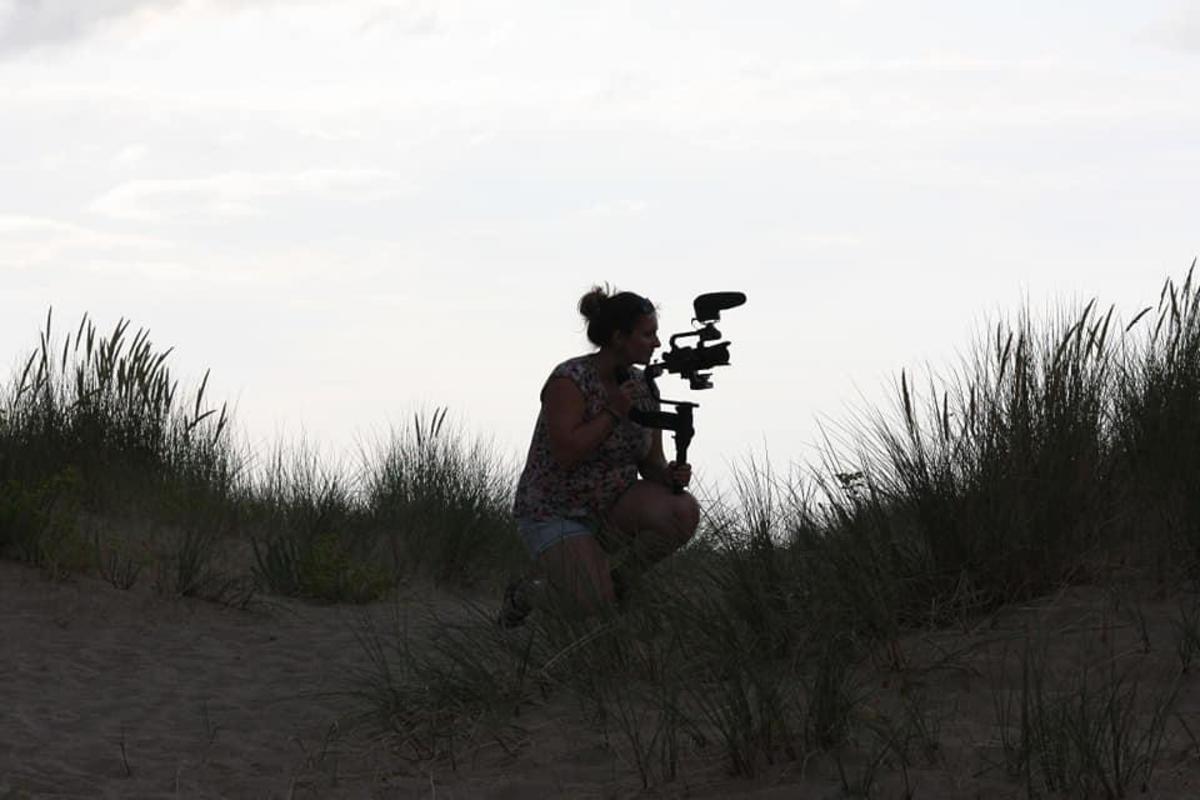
[8,265,1200,793]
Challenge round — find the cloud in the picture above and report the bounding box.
[0,213,356,288]
[360,1,441,37]
[0,0,418,55]
[112,143,148,166]
[0,214,166,262]
[0,0,182,55]
[582,199,649,219]
[79,258,200,282]
[1139,3,1200,54]
[89,168,406,222]
[0,0,347,56]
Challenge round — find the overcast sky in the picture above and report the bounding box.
[2,0,1198,496]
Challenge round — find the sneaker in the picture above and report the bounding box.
[498,578,536,628]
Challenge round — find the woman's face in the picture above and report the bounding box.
[616,313,660,365]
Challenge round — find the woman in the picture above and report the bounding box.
[502,286,701,625]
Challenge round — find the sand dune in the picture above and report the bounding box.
[9,559,1200,798]
[0,562,739,798]
[2,560,390,797]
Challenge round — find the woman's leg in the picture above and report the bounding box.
[537,533,616,613]
[601,481,701,573]
[523,486,699,616]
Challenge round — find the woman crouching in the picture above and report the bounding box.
[502,286,700,625]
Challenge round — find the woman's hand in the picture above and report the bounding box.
[667,461,692,488]
[607,379,638,418]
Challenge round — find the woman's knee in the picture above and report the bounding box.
[671,492,701,544]
[606,480,700,548]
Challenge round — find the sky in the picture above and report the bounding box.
[1,0,1198,498]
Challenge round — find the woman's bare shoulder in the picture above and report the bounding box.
[541,355,594,403]
[548,353,597,379]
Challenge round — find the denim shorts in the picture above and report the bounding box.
[516,515,600,558]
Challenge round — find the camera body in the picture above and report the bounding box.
[649,291,746,390]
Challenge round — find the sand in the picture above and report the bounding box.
[1,561,728,799]
[2,560,386,798]
[7,559,1200,798]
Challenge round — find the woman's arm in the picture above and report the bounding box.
[639,429,693,489]
[638,429,672,486]
[543,377,619,471]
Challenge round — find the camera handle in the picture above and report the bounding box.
[628,400,697,495]
[616,365,696,494]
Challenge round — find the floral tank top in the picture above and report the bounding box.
[513,354,657,522]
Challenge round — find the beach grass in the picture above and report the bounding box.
[5,262,1200,793]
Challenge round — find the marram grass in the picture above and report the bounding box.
[5,264,1200,792]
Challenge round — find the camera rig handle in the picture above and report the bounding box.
[628,400,696,495]
[620,367,696,495]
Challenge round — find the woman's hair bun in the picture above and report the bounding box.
[577,284,655,348]
[578,285,610,322]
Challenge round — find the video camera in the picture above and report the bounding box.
[646,291,746,390]
[626,291,747,493]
